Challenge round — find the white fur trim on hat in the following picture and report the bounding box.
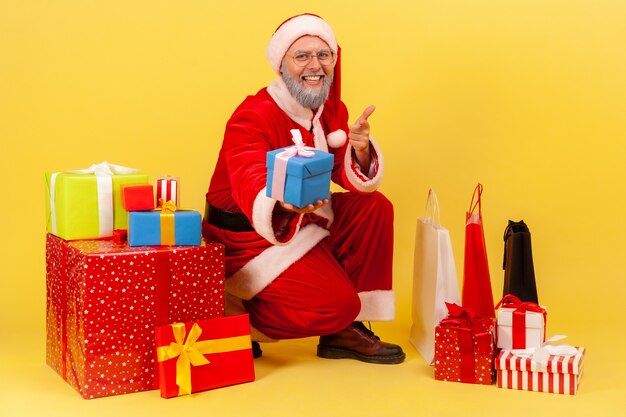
[266,14,338,74]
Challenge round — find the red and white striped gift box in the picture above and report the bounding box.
[156,176,180,207]
[496,347,585,395]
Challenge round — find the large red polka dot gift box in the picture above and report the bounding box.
[434,303,496,385]
[45,234,225,399]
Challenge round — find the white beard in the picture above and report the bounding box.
[281,62,333,109]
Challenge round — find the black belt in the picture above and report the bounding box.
[205,203,255,232]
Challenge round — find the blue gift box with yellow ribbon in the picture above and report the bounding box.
[128,201,201,246]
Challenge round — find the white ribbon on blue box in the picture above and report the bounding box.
[266,130,334,208]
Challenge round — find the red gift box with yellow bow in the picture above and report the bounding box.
[155,314,255,398]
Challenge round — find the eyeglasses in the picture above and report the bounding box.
[289,50,336,67]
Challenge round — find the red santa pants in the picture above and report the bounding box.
[244,191,394,340]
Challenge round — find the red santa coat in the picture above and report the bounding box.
[205,78,386,308]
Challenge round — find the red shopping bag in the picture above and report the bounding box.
[462,183,495,319]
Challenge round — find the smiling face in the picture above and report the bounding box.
[280,35,335,109]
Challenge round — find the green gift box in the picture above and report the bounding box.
[45,162,148,240]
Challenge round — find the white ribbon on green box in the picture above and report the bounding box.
[47,161,144,240]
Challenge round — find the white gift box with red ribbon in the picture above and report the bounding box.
[496,294,547,350]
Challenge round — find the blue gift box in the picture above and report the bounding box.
[266,147,334,208]
[128,210,201,246]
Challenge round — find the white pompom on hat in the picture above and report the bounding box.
[266,14,347,148]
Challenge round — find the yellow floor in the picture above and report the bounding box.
[2,318,624,417]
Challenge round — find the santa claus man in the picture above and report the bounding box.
[203,13,405,364]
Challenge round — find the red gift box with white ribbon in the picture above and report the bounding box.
[434,303,496,385]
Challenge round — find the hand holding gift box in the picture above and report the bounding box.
[434,303,495,385]
[496,294,546,350]
[155,315,255,398]
[45,161,148,240]
[266,129,334,208]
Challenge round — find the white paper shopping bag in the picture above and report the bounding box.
[409,189,461,364]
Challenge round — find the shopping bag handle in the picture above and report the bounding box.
[423,188,441,224]
[468,183,483,215]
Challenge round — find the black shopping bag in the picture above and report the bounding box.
[502,220,538,303]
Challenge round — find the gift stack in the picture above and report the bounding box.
[429,184,585,395]
[121,177,201,247]
[45,162,254,399]
[493,295,585,395]
[433,295,585,395]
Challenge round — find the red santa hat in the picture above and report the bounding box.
[266,14,347,148]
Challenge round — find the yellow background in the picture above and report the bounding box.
[1,0,625,415]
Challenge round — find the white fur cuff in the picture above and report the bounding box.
[344,136,384,193]
[355,290,396,321]
[252,187,308,246]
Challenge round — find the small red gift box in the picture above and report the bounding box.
[45,233,225,399]
[434,303,495,385]
[496,347,585,395]
[121,184,155,211]
[155,314,255,398]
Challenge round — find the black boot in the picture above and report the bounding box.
[252,341,263,359]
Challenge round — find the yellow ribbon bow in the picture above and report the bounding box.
[157,199,177,245]
[156,322,252,396]
[159,198,177,213]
